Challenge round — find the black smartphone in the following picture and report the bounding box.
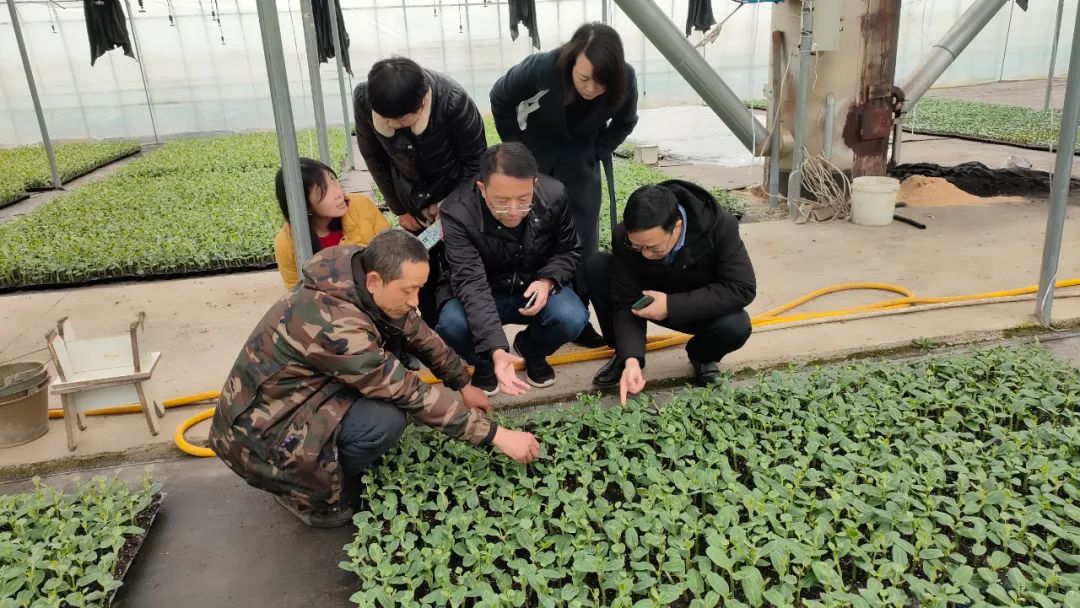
[632,295,655,310]
[524,292,538,309]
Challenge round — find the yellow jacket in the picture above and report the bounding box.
[273,193,390,289]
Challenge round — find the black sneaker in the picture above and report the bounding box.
[572,324,607,348]
[690,359,721,386]
[592,355,624,388]
[512,333,556,388]
[471,360,500,396]
[523,358,556,388]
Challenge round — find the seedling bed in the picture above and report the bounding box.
[104,492,163,608]
[341,345,1080,607]
[0,475,163,608]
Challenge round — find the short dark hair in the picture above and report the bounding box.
[556,23,629,110]
[624,185,680,233]
[360,229,429,282]
[275,157,341,254]
[367,57,429,118]
[479,143,538,184]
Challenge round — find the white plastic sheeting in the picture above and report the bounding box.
[0,0,1074,145]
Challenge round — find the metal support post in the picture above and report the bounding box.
[122,0,160,144]
[767,30,784,209]
[786,0,813,220]
[256,0,314,267]
[327,0,355,170]
[9,0,61,189]
[1044,0,1066,111]
[823,93,835,161]
[602,0,609,25]
[613,0,768,153]
[900,0,1009,111]
[890,120,902,165]
[1035,3,1080,326]
[300,0,331,165]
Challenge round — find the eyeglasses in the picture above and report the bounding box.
[490,202,533,215]
[625,229,676,255]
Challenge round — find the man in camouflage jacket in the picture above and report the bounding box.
[210,230,540,527]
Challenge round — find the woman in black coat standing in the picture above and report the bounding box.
[490,22,639,347]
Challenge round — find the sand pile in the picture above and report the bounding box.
[897,176,1024,207]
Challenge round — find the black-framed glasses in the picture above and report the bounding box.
[625,229,676,255]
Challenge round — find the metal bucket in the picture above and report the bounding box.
[0,362,51,448]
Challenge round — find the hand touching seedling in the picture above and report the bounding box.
[492,427,540,463]
[620,358,646,405]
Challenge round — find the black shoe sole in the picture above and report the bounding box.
[525,374,555,388]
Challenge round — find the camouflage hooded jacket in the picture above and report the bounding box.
[209,245,496,510]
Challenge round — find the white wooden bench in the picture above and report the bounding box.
[46,313,164,450]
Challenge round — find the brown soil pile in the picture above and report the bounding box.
[897,176,1024,207]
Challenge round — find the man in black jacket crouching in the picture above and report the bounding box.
[586,180,756,401]
[435,143,588,396]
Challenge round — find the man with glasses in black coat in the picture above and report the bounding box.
[435,143,589,396]
[585,180,756,403]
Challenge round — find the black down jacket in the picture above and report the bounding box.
[353,70,487,218]
[437,175,582,356]
[610,180,756,361]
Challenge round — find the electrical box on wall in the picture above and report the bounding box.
[812,0,842,52]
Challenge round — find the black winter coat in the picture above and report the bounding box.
[610,180,756,361]
[489,51,638,258]
[353,70,487,218]
[438,175,583,357]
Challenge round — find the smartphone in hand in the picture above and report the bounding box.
[416,220,441,250]
[524,292,539,309]
[632,294,655,311]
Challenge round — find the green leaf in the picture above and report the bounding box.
[811,561,841,591]
[704,571,729,595]
[737,566,765,607]
[988,551,1010,570]
[708,546,734,570]
[951,565,974,587]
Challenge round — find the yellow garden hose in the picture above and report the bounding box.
[45,279,1080,458]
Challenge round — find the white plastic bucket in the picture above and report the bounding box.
[850,176,900,227]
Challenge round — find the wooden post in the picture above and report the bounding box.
[850,0,902,177]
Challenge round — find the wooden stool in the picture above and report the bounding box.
[46,313,164,451]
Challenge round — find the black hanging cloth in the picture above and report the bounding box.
[84,0,135,66]
[312,0,353,76]
[686,0,716,37]
[509,0,540,50]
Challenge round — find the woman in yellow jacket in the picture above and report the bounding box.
[273,158,390,289]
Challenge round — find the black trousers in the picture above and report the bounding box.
[585,252,752,363]
[337,396,407,484]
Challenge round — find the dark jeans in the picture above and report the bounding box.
[336,396,408,483]
[434,287,589,364]
[585,252,752,363]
